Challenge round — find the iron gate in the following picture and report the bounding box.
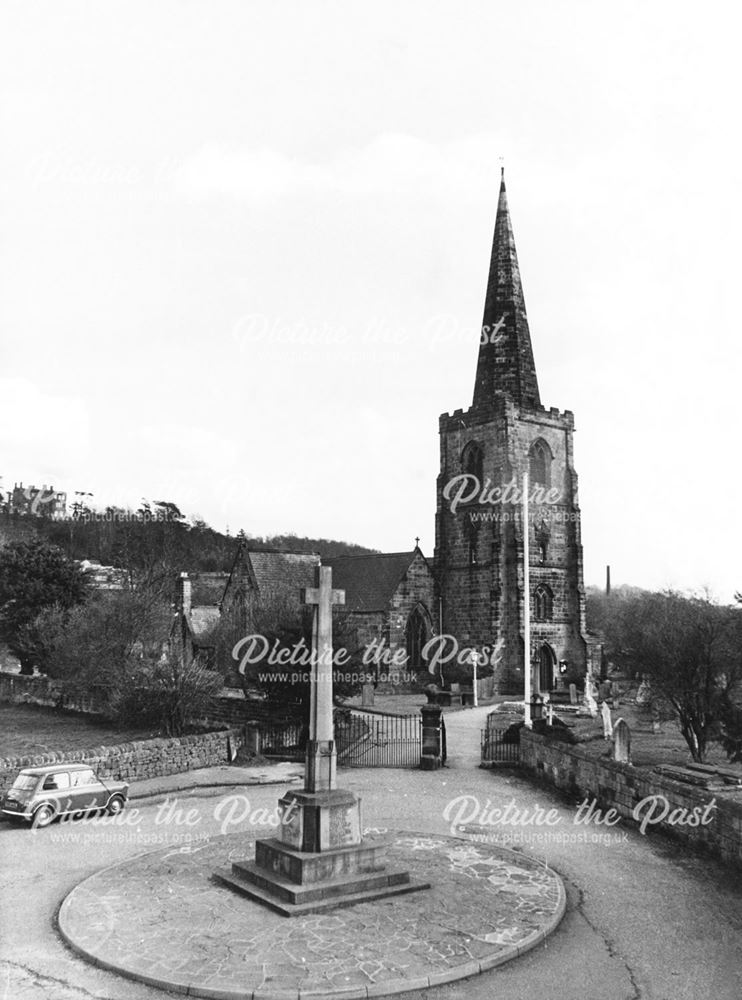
[337,710,422,768]
[259,720,306,761]
[481,720,520,765]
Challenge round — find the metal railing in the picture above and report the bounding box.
[481,719,521,765]
[259,720,306,761]
[257,709,423,768]
[337,710,422,768]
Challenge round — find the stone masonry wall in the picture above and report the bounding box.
[434,397,587,695]
[0,728,243,796]
[520,729,742,870]
[0,672,301,729]
[0,671,108,714]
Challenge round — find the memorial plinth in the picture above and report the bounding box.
[215,567,429,916]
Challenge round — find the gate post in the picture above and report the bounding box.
[244,721,261,756]
[420,704,443,770]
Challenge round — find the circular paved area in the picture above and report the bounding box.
[58,831,566,999]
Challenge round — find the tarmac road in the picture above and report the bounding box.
[1,705,741,1000]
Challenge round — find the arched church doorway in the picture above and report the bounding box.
[405,605,431,674]
[538,643,556,694]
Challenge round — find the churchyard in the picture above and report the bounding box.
[347,686,742,776]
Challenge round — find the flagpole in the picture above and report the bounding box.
[523,469,532,728]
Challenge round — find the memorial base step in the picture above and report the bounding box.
[213,864,429,916]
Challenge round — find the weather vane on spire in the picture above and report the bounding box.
[499,155,505,179]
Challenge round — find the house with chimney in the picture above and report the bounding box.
[169,571,227,669]
[3,482,67,518]
[169,549,322,675]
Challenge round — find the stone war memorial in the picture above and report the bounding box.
[57,562,566,999]
[214,565,430,914]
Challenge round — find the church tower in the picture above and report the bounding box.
[434,172,588,695]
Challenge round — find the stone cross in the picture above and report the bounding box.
[301,565,345,793]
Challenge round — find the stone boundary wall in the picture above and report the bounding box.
[520,729,742,870]
[0,672,302,729]
[0,727,243,796]
[0,671,108,714]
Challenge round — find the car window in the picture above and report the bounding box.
[10,774,39,792]
[42,772,71,791]
[70,769,98,787]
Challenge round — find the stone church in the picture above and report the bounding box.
[170,174,590,699]
[434,171,589,695]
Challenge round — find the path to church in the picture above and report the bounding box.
[2,705,742,1000]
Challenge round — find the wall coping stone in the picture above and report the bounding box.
[521,729,742,866]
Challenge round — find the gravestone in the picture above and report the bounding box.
[613,717,631,763]
[361,682,375,708]
[216,566,429,915]
[601,699,613,739]
[636,676,651,706]
[569,683,578,705]
[583,679,598,718]
[651,702,662,733]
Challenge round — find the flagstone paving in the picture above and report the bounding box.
[57,831,565,999]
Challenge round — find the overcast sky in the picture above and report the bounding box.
[1,1,740,601]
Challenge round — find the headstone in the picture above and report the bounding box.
[569,683,578,705]
[583,679,598,718]
[361,682,375,708]
[651,702,662,733]
[636,677,651,706]
[613,717,630,763]
[601,699,613,739]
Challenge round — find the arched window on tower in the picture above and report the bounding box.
[529,439,552,488]
[534,584,553,621]
[461,441,484,484]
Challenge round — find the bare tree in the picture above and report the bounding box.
[595,589,742,762]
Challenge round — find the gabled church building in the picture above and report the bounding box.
[434,172,589,696]
[170,174,590,700]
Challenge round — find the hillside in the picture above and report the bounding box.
[0,512,379,578]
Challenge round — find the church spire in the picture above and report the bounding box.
[472,171,541,411]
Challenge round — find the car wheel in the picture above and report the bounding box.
[32,804,55,828]
[106,795,125,816]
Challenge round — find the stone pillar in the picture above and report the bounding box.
[178,572,192,617]
[302,566,344,794]
[420,704,443,769]
[244,721,261,756]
